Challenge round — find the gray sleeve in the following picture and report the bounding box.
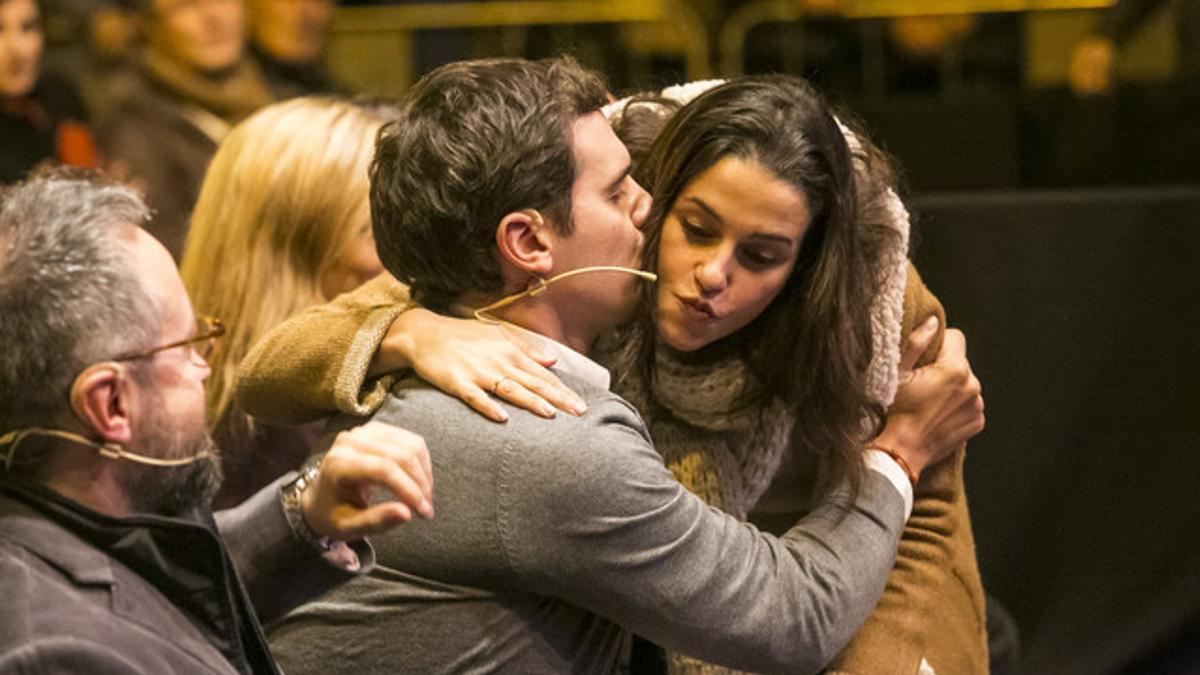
[499,400,906,675]
[214,474,374,624]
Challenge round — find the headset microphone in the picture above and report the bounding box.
[0,428,211,471]
[472,266,657,322]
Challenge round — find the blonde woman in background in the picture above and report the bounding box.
[181,96,388,509]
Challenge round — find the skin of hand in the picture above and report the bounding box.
[372,307,588,423]
[299,421,435,542]
[1070,36,1116,95]
[872,316,985,480]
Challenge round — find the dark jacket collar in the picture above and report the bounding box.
[0,476,280,675]
[0,483,117,587]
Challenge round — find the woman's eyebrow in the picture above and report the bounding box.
[746,232,795,247]
[681,196,723,223]
[683,196,797,247]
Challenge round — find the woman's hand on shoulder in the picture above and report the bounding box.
[378,308,588,423]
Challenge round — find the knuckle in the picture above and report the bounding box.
[327,440,351,459]
[389,465,410,486]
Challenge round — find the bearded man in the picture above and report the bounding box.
[0,169,434,673]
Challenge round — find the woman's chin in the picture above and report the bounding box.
[656,318,709,354]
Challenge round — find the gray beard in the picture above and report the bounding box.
[123,413,224,517]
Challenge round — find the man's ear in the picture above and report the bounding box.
[69,363,135,445]
[495,209,555,281]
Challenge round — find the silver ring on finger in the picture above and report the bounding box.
[491,376,510,396]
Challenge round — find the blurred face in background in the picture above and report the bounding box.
[249,0,332,65]
[319,211,383,299]
[148,0,245,75]
[0,0,43,98]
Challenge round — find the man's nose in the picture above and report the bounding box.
[630,180,652,230]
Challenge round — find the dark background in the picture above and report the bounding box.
[911,186,1200,674]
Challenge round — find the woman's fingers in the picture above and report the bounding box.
[454,348,585,421]
[457,383,511,423]
[505,328,559,369]
[899,315,940,377]
[501,354,587,416]
[490,374,557,419]
[398,313,587,422]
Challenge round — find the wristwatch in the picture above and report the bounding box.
[280,453,334,552]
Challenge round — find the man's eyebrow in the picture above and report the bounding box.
[606,164,631,194]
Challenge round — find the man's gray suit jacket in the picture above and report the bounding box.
[269,371,907,675]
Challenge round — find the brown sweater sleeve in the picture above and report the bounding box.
[826,263,989,675]
[236,273,414,425]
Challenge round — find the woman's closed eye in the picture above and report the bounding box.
[737,246,785,270]
[681,219,717,243]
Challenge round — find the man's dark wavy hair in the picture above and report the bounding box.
[370,56,609,311]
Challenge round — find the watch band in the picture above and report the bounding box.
[281,454,334,552]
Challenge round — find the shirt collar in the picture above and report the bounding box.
[504,323,611,391]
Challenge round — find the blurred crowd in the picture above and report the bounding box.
[2,0,1196,253]
[1,0,343,255]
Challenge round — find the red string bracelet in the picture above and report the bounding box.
[872,446,919,488]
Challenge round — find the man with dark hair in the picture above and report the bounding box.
[370,56,609,312]
[0,170,433,672]
[266,57,973,674]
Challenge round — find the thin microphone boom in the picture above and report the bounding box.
[0,428,211,471]
[473,265,657,322]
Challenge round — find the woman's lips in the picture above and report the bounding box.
[678,294,718,321]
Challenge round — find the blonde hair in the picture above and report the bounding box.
[181,96,386,429]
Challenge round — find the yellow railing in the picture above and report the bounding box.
[720,0,1117,76]
[326,0,1119,92]
[333,0,668,31]
[842,0,1113,17]
[327,0,710,93]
